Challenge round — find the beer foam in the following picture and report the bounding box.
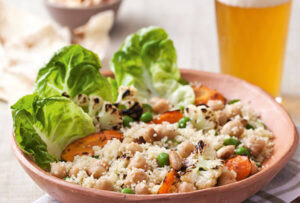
[217,0,290,8]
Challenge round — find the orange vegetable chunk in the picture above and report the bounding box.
[192,85,226,105]
[158,170,176,194]
[153,110,183,124]
[225,155,251,181]
[61,130,123,162]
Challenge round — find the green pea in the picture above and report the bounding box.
[223,137,240,147]
[121,188,134,194]
[235,147,250,157]
[140,112,153,123]
[142,103,153,113]
[123,116,134,127]
[157,152,170,167]
[228,99,240,104]
[167,139,181,144]
[178,117,190,128]
[245,124,255,130]
[178,105,184,113]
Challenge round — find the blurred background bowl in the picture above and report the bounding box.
[44,0,122,29]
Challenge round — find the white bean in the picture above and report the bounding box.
[169,150,182,170]
[156,125,176,140]
[217,145,235,159]
[94,178,113,191]
[178,182,195,193]
[150,97,169,114]
[125,169,148,186]
[221,120,244,137]
[178,141,195,158]
[50,163,67,179]
[135,182,150,194]
[128,155,148,170]
[142,127,156,143]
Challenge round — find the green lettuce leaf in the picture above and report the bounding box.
[34,44,113,101]
[11,95,96,169]
[107,77,119,102]
[110,26,195,105]
[12,95,56,171]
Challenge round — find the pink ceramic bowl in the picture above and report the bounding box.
[11,69,299,203]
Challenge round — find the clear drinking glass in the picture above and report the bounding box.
[215,0,292,98]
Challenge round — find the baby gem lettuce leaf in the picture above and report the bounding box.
[11,95,56,171]
[110,26,195,105]
[11,95,96,170]
[34,45,113,102]
[107,77,119,102]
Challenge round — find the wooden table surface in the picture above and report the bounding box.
[1,0,300,202]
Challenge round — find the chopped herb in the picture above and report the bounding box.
[245,124,255,130]
[178,105,184,113]
[167,139,181,144]
[199,167,206,171]
[263,123,268,130]
[215,131,219,136]
[256,162,262,167]
[228,99,240,104]
[93,155,99,159]
[257,121,268,129]
[178,117,190,128]
[178,77,189,85]
[121,188,134,194]
[118,104,127,110]
[63,176,70,180]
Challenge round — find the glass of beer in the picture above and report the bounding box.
[215,0,292,97]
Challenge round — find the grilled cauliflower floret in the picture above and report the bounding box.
[184,105,216,130]
[116,86,143,120]
[88,95,104,116]
[72,93,89,107]
[117,86,139,105]
[71,94,104,117]
[97,103,122,130]
[181,157,223,190]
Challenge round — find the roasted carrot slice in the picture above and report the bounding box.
[61,130,123,162]
[153,110,183,124]
[158,170,176,194]
[225,155,251,181]
[192,85,226,105]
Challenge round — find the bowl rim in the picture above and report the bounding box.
[44,0,122,11]
[11,69,299,201]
